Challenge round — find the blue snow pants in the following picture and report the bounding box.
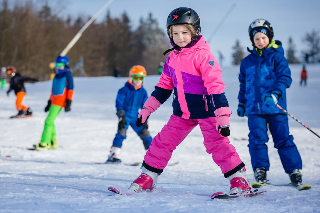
[248,114,302,174]
[112,115,152,150]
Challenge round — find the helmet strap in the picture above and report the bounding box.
[163,43,180,56]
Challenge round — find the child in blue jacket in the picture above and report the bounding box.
[237,19,305,188]
[106,65,153,163]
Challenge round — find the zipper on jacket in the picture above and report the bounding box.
[203,92,208,111]
[211,95,215,108]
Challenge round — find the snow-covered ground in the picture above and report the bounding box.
[0,64,319,213]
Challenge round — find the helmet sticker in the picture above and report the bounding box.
[252,29,257,36]
[261,29,267,34]
[252,28,268,37]
[172,15,178,21]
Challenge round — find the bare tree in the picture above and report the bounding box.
[0,1,169,79]
[286,37,299,64]
[302,30,320,63]
[231,40,244,65]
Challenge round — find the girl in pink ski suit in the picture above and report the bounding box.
[126,7,252,196]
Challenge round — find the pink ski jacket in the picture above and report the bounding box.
[151,36,229,119]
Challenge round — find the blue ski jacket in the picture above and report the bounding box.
[50,70,74,107]
[116,81,148,119]
[238,40,292,115]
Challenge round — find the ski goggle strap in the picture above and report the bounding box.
[56,62,66,68]
[131,75,145,81]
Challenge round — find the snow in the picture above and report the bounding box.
[1,64,320,213]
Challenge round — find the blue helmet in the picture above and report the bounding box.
[55,56,69,65]
[55,56,69,74]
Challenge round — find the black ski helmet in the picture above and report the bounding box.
[248,18,274,44]
[166,7,201,39]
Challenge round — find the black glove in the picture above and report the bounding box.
[118,115,127,129]
[218,126,230,137]
[65,99,72,112]
[44,100,51,112]
[116,110,127,129]
[136,115,150,127]
[32,78,39,83]
[6,90,10,96]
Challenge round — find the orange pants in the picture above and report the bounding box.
[16,92,28,111]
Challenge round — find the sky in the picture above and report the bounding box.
[53,0,319,66]
[1,64,320,212]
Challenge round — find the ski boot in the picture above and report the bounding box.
[106,146,122,164]
[254,167,267,184]
[25,108,32,116]
[33,142,52,150]
[289,169,311,190]
[51,137,58,149]
[289,169,302,187]
[127,166,159,193]
[228,167,252,195]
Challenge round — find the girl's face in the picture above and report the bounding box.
[253,32,270,49]
[172,25,192,48]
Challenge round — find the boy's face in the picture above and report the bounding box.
[132,75,144,87]
[56,62,65,70]
[172,25,192,48]
[253,32,270,49]
[132,80,142,87]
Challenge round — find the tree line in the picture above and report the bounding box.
[1,0,319,79]
[0,0,169,80]
[231,31,320,65]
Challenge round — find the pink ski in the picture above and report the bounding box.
[108,187,132,196]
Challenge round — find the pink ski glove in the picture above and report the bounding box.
[214,107,232,137]
[136,96,161,127]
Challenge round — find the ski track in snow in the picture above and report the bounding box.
[0,64,320,212]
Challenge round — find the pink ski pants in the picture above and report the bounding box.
[144,115,243,174]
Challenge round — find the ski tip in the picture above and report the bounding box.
[298,185,311,191]
[251,182,262,188]
[211,192,226,199]
[124,162,141,166]
[168,161,179,166]
[108,187,121,194]
[96,161,123,165]
[27,145,38,151]
[10,115,33,119]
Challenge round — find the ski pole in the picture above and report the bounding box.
[60,0,114,56]
[276,104,320,139]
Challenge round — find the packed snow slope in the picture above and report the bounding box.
[0,64,320,213]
